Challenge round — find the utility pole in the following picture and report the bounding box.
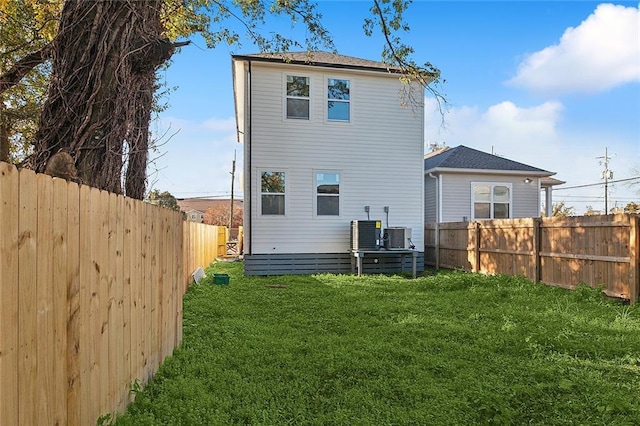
[229,150,236,232]
[597,147,613,214]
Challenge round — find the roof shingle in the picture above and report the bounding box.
[424,145,552,174]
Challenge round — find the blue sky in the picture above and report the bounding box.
[151,1,640,214]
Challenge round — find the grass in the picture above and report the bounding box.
[115,262,640,425]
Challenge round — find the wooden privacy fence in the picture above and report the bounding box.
[425,214,639,301]
[0,162,225,425]
[183,222,227,291]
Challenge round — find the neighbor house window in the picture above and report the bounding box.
[327,78,350,121]
[472,183,511,219]
[316,172,340,216]
[261,171,286,215]
[286,75,310,119]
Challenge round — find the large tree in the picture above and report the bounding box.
[1,0,444,199]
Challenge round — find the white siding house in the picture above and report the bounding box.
[425,146,563,223]
[232,51,426,275]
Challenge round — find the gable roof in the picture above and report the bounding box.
[424,145,554,176]
[232,51,401,74]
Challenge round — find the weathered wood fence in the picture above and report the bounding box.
[425,214,639,301]
[0,162,225,425]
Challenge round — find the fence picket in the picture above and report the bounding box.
[0,162,19,426]
[78,185,92,425]
[66,181,81,425]
[18,168,38,426]
[52,177,68,425]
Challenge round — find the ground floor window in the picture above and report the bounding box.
[472,183,511,219]
[316,171,340,216]
[261,171,286,215]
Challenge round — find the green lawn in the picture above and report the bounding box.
[115,262,640,425]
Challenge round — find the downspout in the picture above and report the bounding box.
[428,172,440,270]
[247,61,253,255]
[545,186,552,217]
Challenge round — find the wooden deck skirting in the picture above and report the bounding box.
[425,214,639,302]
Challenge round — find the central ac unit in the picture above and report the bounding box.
[384,227,412,250]
[351,220,381,250]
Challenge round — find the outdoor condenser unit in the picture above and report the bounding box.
[350,220,382,250]
[384,227,412,250]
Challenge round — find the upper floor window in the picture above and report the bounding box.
[316,172,340,216]
[286,75,310,119]
[472,183,511,219]
[327,78,350,121]
[261,171,286,215]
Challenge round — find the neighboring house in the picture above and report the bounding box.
[184,209,205,223]
[424,145,564,223]
[177,198,244,225]
[232,51,427,275]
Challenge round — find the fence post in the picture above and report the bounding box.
[474,222,480,273]
[630,214,638,304]
[533,218,541,283]
[435,222,440,270]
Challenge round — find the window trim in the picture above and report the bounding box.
[325,76,351,123]
[314,170,341,217]
[284,74,311,121]
[259,169,287,217]
[471,182,513,220]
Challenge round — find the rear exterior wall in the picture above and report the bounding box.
[246,61,425,260]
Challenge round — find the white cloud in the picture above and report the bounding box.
[202,117,237,132]
[508,3,640,94]
[155,116,236,136]
[425,97,638,214]
[425,98,564,157]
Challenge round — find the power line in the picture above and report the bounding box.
[553,176,640,191]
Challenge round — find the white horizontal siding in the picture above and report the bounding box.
[440,173,541,222]
[424,175,437,222]
[247,62,424,254]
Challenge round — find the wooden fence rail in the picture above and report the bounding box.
[425,214,639,301]
[0,162,225,425]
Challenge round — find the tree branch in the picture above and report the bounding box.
[0,43,53,94]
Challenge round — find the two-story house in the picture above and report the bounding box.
[232,51,427,275]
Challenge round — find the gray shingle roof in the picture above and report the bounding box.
[232,51,400,73]
[424,145,552,174]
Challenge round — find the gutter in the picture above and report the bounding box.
[425,167,555,177]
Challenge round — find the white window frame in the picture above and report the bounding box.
[314,170,341,217]
[259,169,287,216]
[326,76,351,123]
[471,182,513,220]
[284,74,311,121]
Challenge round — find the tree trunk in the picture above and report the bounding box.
[32,0,172,198]
[0,101,9,162]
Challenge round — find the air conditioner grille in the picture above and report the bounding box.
[384,227,412,250]
[351,220,381,250]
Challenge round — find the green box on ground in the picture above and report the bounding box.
[214,273,230,285]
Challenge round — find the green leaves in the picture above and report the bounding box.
[145,189,180,211]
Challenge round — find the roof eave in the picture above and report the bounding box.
[425,167,555,177]
[231,53,404,75]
